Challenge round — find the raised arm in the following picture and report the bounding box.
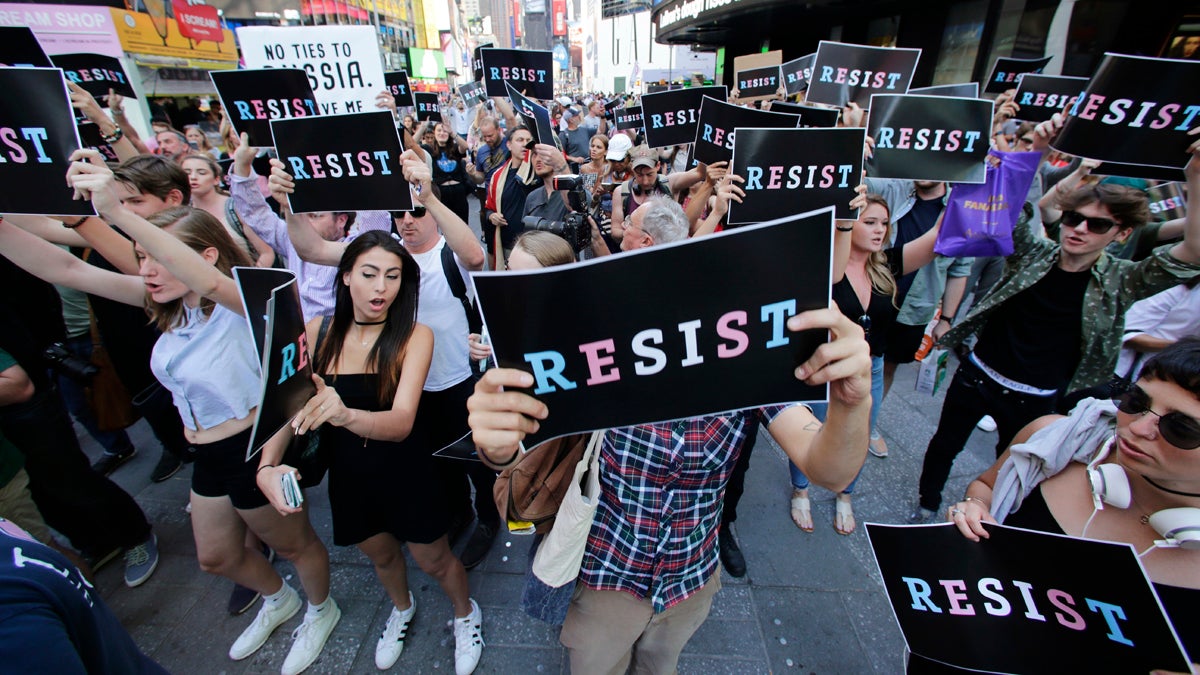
[106,90,150,156]
[1039,158,1098,227]
[4,214,88,247]
[0,217,143,306]
[666,161,707,195]
[266,158,348,266]
[899,209,944,275]
[1168,127,1200,264]
[610,184,628,240]
[401,150,485,270]
[491,97,520,131]
[68,83,139,162]
[692,174,744,239]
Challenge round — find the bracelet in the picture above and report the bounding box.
[835,225,854,232]
[101,125,124,144]
[937,316,951,324]
[63,216,89,229]
[962,495,989,509]
[256,464,276,475]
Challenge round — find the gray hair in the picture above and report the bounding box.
[637,194,689,245]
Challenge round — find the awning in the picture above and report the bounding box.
[301,0,371,21]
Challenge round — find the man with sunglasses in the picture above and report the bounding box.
[910,113,1200,523]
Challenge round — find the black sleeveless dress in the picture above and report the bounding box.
[322,374,449,546]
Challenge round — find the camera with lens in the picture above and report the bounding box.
[43,342,99,383]
[522,174,597,254]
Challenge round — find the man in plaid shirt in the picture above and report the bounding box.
[469,198,872,673]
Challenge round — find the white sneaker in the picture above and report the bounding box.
[453,598,483,675]
[229,583,301,660]
[281,598,342,675]
[977,415,998,432]
[375,593,416,670]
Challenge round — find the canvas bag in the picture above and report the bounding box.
[934,149,1042,257]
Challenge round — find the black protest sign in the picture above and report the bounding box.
[865,522,1192,674]
[233,268,315,461]
[1055,54,1200,171]
[782,54,815,95]
[641,85,727,148]
[985,55,1053,94]
[472,43,492,82]
[270,110,411,213]
[768,101,840,128]
[481,48,553,100]
[77,121,119,163]
[1093,161,1185,183]
[471,210,832,446]
[866,94,992,184]
[910,82,980,99]
[728,128,864,224]
[458,80,486,107]
[692,96,799,165]
[736,65,782,99]
[414,92,442,122]
[615,105,643,131]
[505,82,556,147]
[384,70,415,108]
[807,41,921,108]
[0,27,51,68]
[210,68,318,147]
[1013,74,1087,123]
[0,68,92,217]
[48,53,135,105]
[1146,182,1187,221]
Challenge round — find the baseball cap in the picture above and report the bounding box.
[557,96,572,106]
[629,144,657,170]
[563,108,579,121]
[606,134,633,161]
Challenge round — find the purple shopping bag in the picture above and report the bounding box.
[935,149,1042,257]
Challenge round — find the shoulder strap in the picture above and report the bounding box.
[316,315,332,352]
[440,243,483,334]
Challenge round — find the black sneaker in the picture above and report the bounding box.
[228,544,275,615]
[718,525,747,578]
[92,449,137,476]
[151,451,182,483]
[459,521,498,570]
[82,546,122,573]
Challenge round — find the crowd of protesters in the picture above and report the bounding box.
[0,61,1197,675]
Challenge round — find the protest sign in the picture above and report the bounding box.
[910,82,980,99]
[505,82,556,147]
[735,65,782,99]
[1013,74,1087,123]
[237,25,386,116]
[210,68,318,147]
[604,97,624,122]
[0,26,51,67]
[48,53,135,105]
[77,121,119,163]
[691,96,799,165]
[728,127,864,224]
[458,80,486,107]
[866,94,992,183]
[472,43,491,82]
[1054,54,1200,171]
[807,41,921,108]
[233,268,314,462]
[615,105,643,132]
[270,110,411,213]
[640,85,727,148]
[481,48,553,99]
[1146,182,1187,221]
[384,70,415,109]
[984,55,1053,94]
[782,53,815,95]
[769,101,841,127]
[470,209,834,446]
[1093,162,1186,183]
[866,522,1192,674]
[414,92,442,122]
[0,67,92,216]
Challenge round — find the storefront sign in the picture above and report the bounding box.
[0,4,123,58]
[109,7,236,62]
[171,0,222,44]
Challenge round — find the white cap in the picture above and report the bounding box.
[606,134,633,160]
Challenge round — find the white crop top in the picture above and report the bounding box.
[150,304,262,431]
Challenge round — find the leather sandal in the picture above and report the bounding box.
[790,489,814,532]
[834,495,856,536]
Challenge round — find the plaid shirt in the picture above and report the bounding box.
[579,405,794,612]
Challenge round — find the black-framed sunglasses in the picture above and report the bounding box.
[1114,385,1200,450]
[1061,210,1119,235]
[390,205,428,220]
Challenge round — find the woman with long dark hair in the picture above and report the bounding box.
[257,230,482,674]
[419,122,472,224]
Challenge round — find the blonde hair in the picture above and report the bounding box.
[860,194,897,306]
[513,231,575,268]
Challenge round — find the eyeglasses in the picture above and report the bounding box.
[1061,210,1120,234]
[1017,136,1035,146]
[390,206,427,220]
[1114,385,1200,449]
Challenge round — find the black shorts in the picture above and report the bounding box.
[190,427,269,510]
[883,321,928,365]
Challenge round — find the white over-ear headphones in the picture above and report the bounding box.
[1086,436,1131,510]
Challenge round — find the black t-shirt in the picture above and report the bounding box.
[832,248,903,357]
[973,264,1091,391]
[893,195,944,307]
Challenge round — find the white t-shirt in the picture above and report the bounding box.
[408,236,483,391]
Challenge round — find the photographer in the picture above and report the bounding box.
[522,150,610,260]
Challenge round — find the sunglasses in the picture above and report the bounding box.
[390,206,427,220]
[1061,210,1119,235]
[1114,385,1200,449]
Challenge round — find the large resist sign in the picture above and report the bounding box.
[806,41,921,108]
[640,85,727,148]
[866,522,1192,674]
[237,26,386,116]
[866,94,993,184]
[729,127,865,224]
[210,68,318,147]
[470,209,834,446]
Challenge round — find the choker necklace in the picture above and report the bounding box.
[1144,476,1200,498]
[354,319,387,326]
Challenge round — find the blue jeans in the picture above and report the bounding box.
[56,335,135,457]
[789,355,884,494]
